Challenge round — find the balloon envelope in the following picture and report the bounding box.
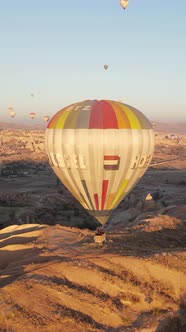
[43,115,50,122]
[45,100,154,225]
[29,112,36,119]
[120,0,129,10]
[104,65,108,70]
[8,107,16,118]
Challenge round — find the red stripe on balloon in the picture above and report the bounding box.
[101,101,118,128]
[89,100,118,128]
[89,101,103,128]
[94,194,99,210]
[101,180,109,210]
[104,155,119,160]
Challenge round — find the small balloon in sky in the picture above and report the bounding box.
[104,64,109,70]
[30,93,35,97]
[43,115,50,122]
[120,0,129,10]
[45,100,154,226]
[29,112,36,120]
[8,107,16,118]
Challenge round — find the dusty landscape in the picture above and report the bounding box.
[0,124,186,332]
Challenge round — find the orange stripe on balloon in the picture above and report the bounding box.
[109,101,131,128]
[105,193,115,210]
[101,180,109,210]
[118,104,141,129]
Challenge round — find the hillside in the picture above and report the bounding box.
[0,219,186,332]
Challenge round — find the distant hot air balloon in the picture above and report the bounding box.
[8,107,16,118]
[30,93,35,98]
[104,64,108,70]
[120,0,129,10]
[29,112,36,120]
[43,115,50,122]
[45,100,154,225]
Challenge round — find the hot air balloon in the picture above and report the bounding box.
[8,107,16,118]
[45,100,154,226]
[29,112,36,120]
[120,0,129,10]
[43,115,50,122]
[30,93,35,97]
[104,64,108,70]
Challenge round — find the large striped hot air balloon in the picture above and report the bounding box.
[45,100,154,225]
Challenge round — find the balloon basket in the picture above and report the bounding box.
[94,228,106,243]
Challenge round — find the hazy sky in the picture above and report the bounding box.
[0,0,186,123]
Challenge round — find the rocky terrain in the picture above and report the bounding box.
[0,128,185,331]
[0,129,185,230]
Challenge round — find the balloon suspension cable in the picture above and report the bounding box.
[150,156,186,167]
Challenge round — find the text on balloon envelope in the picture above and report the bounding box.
[48,153,152,170]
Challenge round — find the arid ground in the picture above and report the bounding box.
[0,126,185,332]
